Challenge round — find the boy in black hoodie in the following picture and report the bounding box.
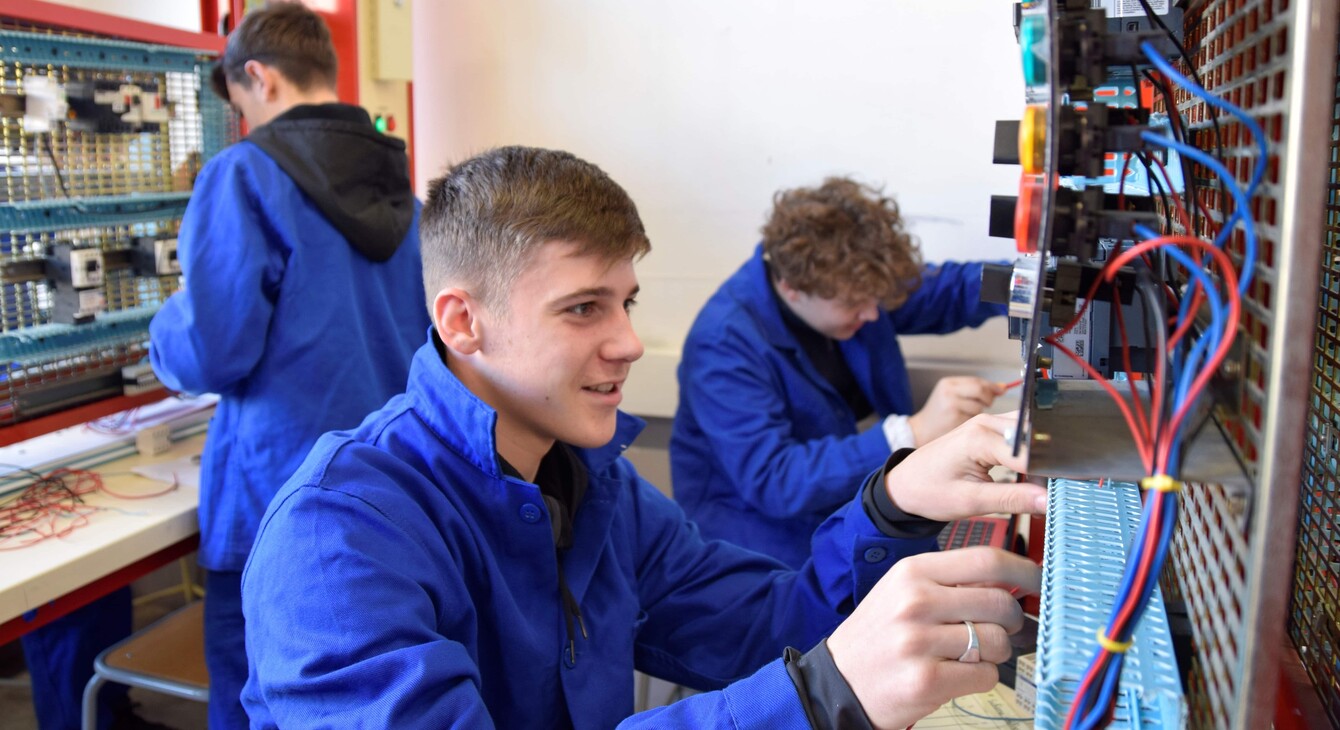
[19,5,426,729]
[148,4,428,726]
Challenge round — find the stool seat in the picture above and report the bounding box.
[82,600,209,729]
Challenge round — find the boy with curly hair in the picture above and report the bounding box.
[672,177,1007,568]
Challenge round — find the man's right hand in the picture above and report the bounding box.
[907,376,1005,446]
[825,547,1041,730]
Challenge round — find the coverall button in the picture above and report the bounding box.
[519,503,543,523]
[863,547,888,563]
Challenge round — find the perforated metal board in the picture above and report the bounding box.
[1158,0,1338,727]
[1288,12,1340,725]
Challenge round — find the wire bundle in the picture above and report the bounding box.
[0,465,177,550]
[0,467,106,550]
[85,406,143,435]
[1056,40,1267,730]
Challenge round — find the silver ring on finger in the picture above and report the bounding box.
[957,620,981,663]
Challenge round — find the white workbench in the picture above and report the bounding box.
[0,402,210,642]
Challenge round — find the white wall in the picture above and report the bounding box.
[412,2,1028,415]
[43,0,201,32]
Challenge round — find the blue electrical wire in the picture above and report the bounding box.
[1098,488,1162,627]
[1136,136,1256,474]
[1101,494,1173,645]
[1167,364,1211,472]
[1070,494,1159,728]
[1133,223,1230,461]
[1070,655,1109,728]
[1142,72,1263,474]
[1141,133,1258,293]
[1132,494,1178,617]
[1077,493,1180,730]
[1133,225,1230,337]
[1139,45,1266,460]
[1079,656,1126,730]
[1141,41,1269,201]
[1140,167,1243,472]
[1138,137,1251,429]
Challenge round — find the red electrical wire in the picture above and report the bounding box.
[1048,264,1112,342]
[1147,70,1233,240]
[1111,279,1153,446]
[1067,237,1239,725]
[1106,235,1241,474]
[1109,493,1172,636]
[1070,491,1175,726]
[85,407,141,435]
[1194,187,1223,239]
[1064,75,1244,728]
[0,469,102,550]
[1142,155,1197,313]
[1047,234,1239,476]
[1043,251,1161,470]
[1146,156,1192,233]
[99,473,180,500]
[1059,234,1238,730]
[1045,336,1155,472]
[1143,155,1224,351]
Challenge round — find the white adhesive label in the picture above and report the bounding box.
[1092,0,1169,17]
[76,288,106,317]
[1052,305,1091,379]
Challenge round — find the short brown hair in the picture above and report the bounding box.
[762,177,922,308]
[210,2,338,101]
[421,146,651,311]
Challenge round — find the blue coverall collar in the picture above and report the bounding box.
[405,333,646,481]
[733,244,806,351]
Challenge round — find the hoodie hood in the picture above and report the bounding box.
[245,103,413,262]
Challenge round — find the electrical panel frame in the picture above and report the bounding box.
[1004,1,1339,727]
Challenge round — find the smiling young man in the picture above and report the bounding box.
[672,177,1010,569]
[240,147,1045,729]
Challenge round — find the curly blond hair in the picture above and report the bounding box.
[762,177,922,308]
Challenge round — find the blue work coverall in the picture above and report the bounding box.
[671,245,1004,568]
[147,105,429,727]
[22,105,429,730]
[241,340,937,728]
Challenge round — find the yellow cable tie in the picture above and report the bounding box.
[1140,474,1182,493]
[1096,629,1133,654]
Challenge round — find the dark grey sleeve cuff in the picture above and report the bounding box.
[783,639,873,730]
[861,448,949,540]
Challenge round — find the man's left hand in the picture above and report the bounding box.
[885,412,1045,521]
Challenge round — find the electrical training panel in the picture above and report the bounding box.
[980,0,1339,727]
[0,14,237,428]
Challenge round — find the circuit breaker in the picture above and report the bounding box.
[46,245,106,323]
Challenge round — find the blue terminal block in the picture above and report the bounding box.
[0,193,190,235]
[0,29,208,74]
[0,307,156,365]
[1036,478,1186,729]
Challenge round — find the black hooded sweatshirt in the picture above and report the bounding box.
[245,103,414,262]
